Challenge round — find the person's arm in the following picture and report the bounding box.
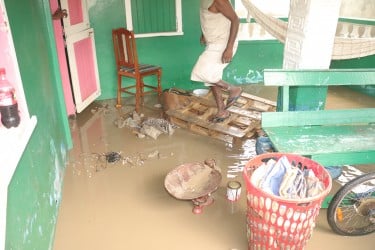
[212,0,239,63]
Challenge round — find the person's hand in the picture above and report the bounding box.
[52,8,68,20]
[222,48,233,64]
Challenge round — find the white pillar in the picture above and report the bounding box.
[279,0,343,111]
[283,0,343,69]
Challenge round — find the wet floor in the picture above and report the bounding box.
[53,85,375,250]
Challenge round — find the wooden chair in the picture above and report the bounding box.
[112,28,162,111]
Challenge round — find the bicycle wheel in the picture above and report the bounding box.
[327,172,375,236]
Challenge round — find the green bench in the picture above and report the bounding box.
[261,69,375,167]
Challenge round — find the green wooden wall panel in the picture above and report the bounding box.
[132,0,176,33]
[4,0,70,249]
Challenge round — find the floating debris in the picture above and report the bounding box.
[69,152,105,177]
[105,151,122,163]
[114,113,141,129]
[147,150,160,159]
[140,124,163,140]
[142,117,176,135]
[69,149,170,177]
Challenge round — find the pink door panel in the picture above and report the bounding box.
[61,0,89,35]
[59,0,101,113]
[66,28,101,113]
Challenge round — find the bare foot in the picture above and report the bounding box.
[212,110,230,123]
[216,109,230,118]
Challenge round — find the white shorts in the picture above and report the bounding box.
[191,43,238,86]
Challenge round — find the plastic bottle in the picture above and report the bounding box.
[0,68,20,128]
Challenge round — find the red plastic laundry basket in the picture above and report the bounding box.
[243,153,332,250]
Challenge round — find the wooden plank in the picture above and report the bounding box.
[223,92,276,111]
[281,86,289,111]
[264,124,375,155]
[169,115,234,143]
[262,108,375,127]
[166,91,276,142]
[311,151,375,166]
[190,124,234,143]
[238,92,277,107]
[167,109,247,137]
[263,69,375,86]
[227,106,261,120]
[261,68,375,167]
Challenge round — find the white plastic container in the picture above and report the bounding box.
[227,181,241,201]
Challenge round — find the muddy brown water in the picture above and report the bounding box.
[53,85,375,250]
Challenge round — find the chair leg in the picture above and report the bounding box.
[157,70,162,104]
[135,76,142,112]
[116,74,122,108]
[140,78,145,106]
[157,69,162,95]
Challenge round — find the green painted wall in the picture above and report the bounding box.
[88,0,285,100]
[88,0,374,102]
[4,0,70,249]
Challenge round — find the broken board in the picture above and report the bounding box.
[165,91,276,143]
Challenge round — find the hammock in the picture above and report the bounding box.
[241,0,375,60]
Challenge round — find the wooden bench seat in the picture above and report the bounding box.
[261,69,375,167]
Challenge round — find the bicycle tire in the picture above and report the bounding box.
[327,171,375,236]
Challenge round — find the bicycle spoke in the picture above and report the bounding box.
[327,172,375,236]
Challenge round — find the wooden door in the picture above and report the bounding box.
[65,29,101,112]
[50,0,75,115]
[60,0,90,36]
[59,0,101,113]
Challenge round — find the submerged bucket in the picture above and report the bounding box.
[243,153,332,250]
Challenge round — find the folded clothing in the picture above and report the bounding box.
[251,156,324,199]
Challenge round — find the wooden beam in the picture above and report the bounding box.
[264,69,375,86]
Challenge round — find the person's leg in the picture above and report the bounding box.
[210,85,230,121]
[214,80,242,109]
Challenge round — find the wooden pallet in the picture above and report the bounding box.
[165,91,276,143]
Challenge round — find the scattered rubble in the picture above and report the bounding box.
[69,149,168,177]
[114,111,177,140]
[140,124,163,139]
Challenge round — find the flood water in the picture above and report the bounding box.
[53,85,375,250]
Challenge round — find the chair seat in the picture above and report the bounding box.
[120,64,161,74]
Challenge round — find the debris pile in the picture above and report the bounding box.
[114,111,176,139]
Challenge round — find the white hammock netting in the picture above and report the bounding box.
[241,0,375,60]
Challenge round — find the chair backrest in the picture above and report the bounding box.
[112,28,139,71]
